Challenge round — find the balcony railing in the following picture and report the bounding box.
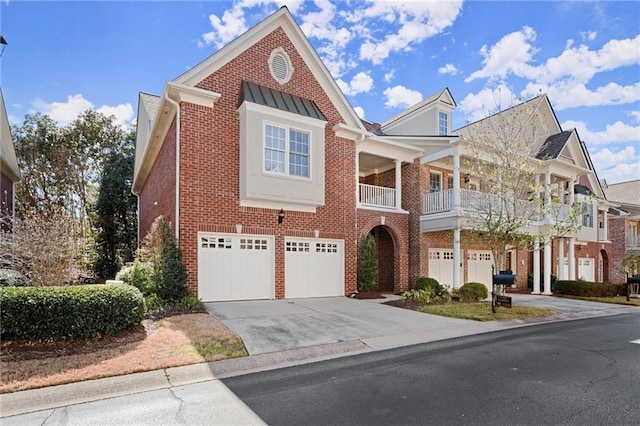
[422,189,572,223]
[359,183,396,209]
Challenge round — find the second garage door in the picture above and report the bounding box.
[467,250,493,294]
[285,238,344,298]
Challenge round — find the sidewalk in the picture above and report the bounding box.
[1,295,637,418]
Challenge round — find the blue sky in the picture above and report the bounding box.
[1,1,638,184]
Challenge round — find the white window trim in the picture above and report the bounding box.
[438,110,448,136]
[263,121,312,180]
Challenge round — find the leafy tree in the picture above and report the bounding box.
[11,110,133,277]
[458,95,582,273]
[92,133,137,278]
[357,234,378,292]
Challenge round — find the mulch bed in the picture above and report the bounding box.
[351,291,387,299]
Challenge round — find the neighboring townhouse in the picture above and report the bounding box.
[133,7,422,301]
[604,179,640,282]
[0,87,19,224]
[134,7,613,302]
[373,94,612,295]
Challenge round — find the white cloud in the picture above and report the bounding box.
[562,119,640,145]
[599,160,640,184]
[97,104,135,128]
[458,84,518,122]
[465,26,538,83]
[383,70,395,83]
[353,106,365,119]
[337,71,374,96]
[350,1,463,64]
[630,111,640,122]
[580,30,597,42]
[590,145,637,169]
[438,63,459,75]
[467,29,640,110]
[383,85,422,109]
[32,94,133,127]
[33,94,93,125]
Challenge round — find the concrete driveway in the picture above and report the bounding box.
[204,294,639,356]
[204,296,493,355]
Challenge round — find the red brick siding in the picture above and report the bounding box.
[172,28,357,298]
[138,119,177,242]
[608,217,627,283]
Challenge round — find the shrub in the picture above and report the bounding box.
[0,284,144,340]
[402,288,433,305]
[116,261,154,296]
[139,216,190,304]
[415,276,449,298]
[357,234,378,293]
[458,282,489,302]
[554,280,626,297]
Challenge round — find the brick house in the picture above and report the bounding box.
[604,180,640,282]
[0,87,19,224]
[133,7,422,301]
[134,7,614,302]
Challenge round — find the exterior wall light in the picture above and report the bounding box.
[278,208,285,224]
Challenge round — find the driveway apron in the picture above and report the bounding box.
[204,297,476,355]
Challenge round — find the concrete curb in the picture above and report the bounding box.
[1,302,637,418]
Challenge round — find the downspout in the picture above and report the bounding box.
[163,93,180,241]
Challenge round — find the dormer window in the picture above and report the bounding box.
[438,111,448,136]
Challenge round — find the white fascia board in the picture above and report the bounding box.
[166,81,221,107]
[133,83,221,194]
[421,146,458,164]
[358,138,423,163]
[333,122,364,141]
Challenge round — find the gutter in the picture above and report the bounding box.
[163,93,181,241]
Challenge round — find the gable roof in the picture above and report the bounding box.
[240,81,326,121]
[0,88,20,182]
[536,130,572,160]
[140,92,160,122]
[381,87,455,130]
[174,6,362,130]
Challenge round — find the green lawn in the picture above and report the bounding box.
[418,302,557,321]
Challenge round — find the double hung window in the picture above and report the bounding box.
[265,124,310,178]
[438,111,448,136]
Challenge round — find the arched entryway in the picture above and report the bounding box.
[369,225,395,292]
[599,249,609,283]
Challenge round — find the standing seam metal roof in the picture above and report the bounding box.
[240,81,326,121]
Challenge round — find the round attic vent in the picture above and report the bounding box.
[269,48,293,84]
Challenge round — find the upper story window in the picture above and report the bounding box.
[265,124,310,178]
[581,201,593,228]
[438,111,448,136]
[430,172,442,192]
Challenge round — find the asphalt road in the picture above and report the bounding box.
[224,313,640,426]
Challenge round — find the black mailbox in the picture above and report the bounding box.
[627,275,640,284]
[493,272,515,286]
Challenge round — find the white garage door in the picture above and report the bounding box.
[467,250,493,293]
[285,238,344,298]
[197,233,274,302]
[578,258,595,282]
[428,249,457,287]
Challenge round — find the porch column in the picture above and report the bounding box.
[394,159,402,210]
[602,208,608,241]
[544,171,552,221]
[568,238,576,280]
[453,228,461,289]
[532,238,541,294]
[543,237,552,295]
[453,152,461,210]
[557,238,564,280]
[355,151,360,206]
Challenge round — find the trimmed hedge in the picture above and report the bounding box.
[0,284,145,340]
[415,277,440,292]
[553,280,627,297]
